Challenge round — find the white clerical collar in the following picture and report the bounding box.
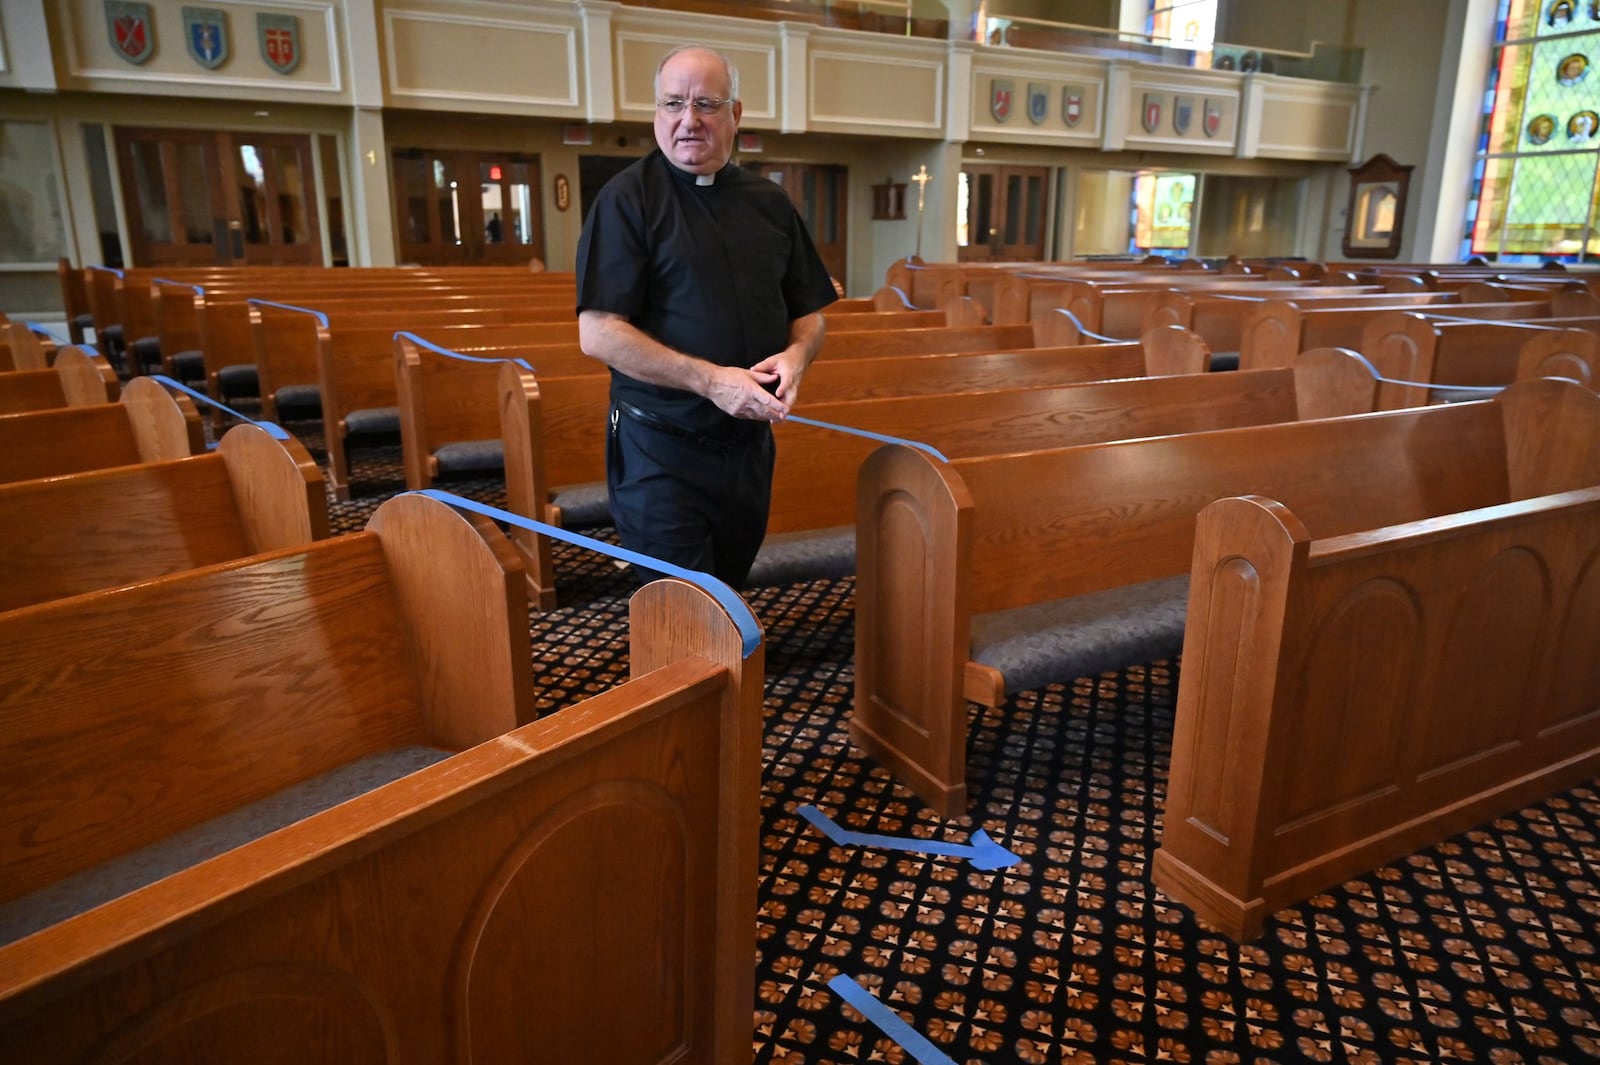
[696,173,715,186]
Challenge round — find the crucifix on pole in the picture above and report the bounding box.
[911,164,932,258]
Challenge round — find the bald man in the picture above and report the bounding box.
[575,45,838,586]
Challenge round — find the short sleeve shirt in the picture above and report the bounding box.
[575,150,838,434]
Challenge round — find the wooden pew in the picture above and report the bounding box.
[486,337,1326,606]
[853,378,1600,816]
[1361,313,1600,407]
[3,321,58,371]
[1156,387,1600,940]
[148,272,573,387]
[56,257,94,344]
[0,423,328,611]
[1147,288,1463,363]
[1236,296,1579,370]
[0,347,119,414]
[0,377,203,485]
[745,349,1380,587]
[0,491,762,1064]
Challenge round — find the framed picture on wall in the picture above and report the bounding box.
[1342,153,1412,259]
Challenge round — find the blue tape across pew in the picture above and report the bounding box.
[151,374,290,443]
[417,489,763,660]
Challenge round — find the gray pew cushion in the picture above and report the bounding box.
[743,527,856,588]
[1210,351,1241,372]
[274,383,322,415]
[551,482,612,528]
[0,745,454,946]
[217,364,259,400]
[435,439,504,476]
[969,574,1190,695]
[345,407,400,436]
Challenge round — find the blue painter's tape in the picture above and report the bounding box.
[246,299,330,328]
[796,804,1021,870]
[152,278,204,295]
[827,975,958,1065]
[784,415,949,463]
[416,489,763,659]
[151,375,291,441]
[395,331,534,373]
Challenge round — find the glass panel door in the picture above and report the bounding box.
[113,127,321,266]
[390,149,546,266]
[113,127,225,265]
[744,161,848,289]
[961,164,1048,261]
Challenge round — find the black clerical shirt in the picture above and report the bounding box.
[575,150,837,436]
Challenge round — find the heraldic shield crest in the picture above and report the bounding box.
[991,79,1014,122]
[1173,95,1194,135]
[184,7,229,70]
[258,12,301,74]
[1203,98,1223,137]
[1062,85,1084,127]
[1027,83,1049,125]
[1141,92,1162,133]
[106,1,154,65]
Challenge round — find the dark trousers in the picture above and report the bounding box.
[606,407,775,587]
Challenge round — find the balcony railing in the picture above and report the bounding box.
[979,13,1364,84]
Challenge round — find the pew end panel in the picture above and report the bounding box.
[1034,307,1086,347]
[854,443,974,819]
[870,284,915,311]
[1139,323,1211,376]
[5,322,57,371]
[1517,327,1598,392]
[1154,488,1600,940]
[499,359,560,610]
[218,423,332,550]
[1292,347,1381,419]
[127,377,206,461]
[944,295,990,326]
[369,492,536,747]
[628,576,765,1061]
[1494,374,1600,498]
[53,346,121,405]
[0,569,763,1063]
[1238,300,1303,370]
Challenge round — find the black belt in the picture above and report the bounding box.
[614,400,754,452]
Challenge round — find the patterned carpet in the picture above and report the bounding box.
[301,420,1600,1065]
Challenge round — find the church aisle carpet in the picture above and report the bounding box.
[317,436,1600,1065]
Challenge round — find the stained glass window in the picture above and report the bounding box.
[1467,0,1600,261]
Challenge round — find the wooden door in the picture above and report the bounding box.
[959,164,1048,262]
[112,127,229,266]
[226,133,322,265]
[113,127,322,267]
[392,149,545,266]
[746,162,848,290]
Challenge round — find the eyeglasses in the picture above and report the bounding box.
[656,97,733,115]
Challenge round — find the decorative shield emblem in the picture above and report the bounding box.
[1026,83,1049,125]
[183,7,228,70]
[1203,98,1223,137]
[1173,95,1194,135]
[258,12,300,74]
[1142,92,1162,133]
[1062,85,1084,128]
[105,1,154,65]
[991,79,1013,122]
